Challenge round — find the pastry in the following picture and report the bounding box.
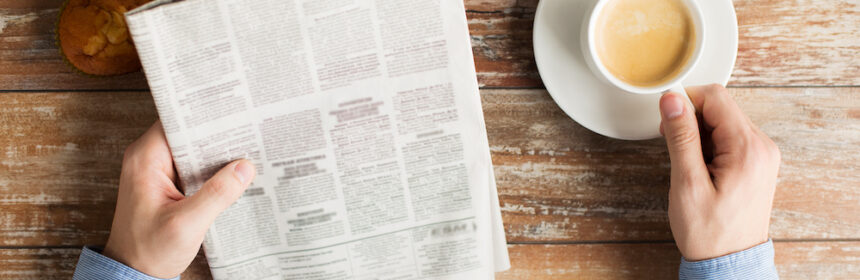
[57,0,150,76]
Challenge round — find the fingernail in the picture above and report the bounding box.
[234,161,255,184]
[660,94,685,119]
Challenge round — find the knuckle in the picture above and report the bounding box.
[204,178,231,201]
[771,143,782,163]
[128,176,150,191]
[162,212,186,235]
[686,184,709,201]
[669,127,699,148]
[740,134,782,170]
[122,139,154,168]
[673,176,709,200]
[706,83,725,93]
[706,84,727,96]
[764,138,781,162]
[122,142,138,164]
[742,136,764,161]
[678,177,701,192]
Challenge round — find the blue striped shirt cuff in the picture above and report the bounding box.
[73,246,180,280]
[679,239,779,280]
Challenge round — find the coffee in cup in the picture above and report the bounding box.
[594,0,696,87]
[581,0,705,97]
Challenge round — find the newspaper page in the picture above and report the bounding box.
[126,0,509,279]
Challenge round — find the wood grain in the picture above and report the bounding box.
[0,0,149,90]
[0,0,856,90]
[1,1,858,277]
[1,242,857,279]
[497,242,860,280]
[733,0,860,86]
[466,0,860,87]
[1,88,856,246]
[0,92,157,246]
[483,87,860,241]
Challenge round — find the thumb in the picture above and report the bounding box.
[179,159,256,227]
[660,93,708,181]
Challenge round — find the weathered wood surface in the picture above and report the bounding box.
[1,0,858,278]
[2,242,858,279]
[498,242,860,279]
[465,0,860,87]
[731,0,860,86]
[0,92,156,246]
[0,0,149,90]
[0,0,857,90]
[484,87,860,242]
[1,88,857,247]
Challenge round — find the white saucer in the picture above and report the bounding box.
[533,0,738,140]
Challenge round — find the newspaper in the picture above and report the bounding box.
[125,0,510,279]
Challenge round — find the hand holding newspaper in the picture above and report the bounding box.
[125,0,509,278]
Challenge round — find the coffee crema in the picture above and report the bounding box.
[595,0,696,87]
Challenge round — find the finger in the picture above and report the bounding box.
[124,120,177,182]
[120,120,184,202]
[686,84,762,170]
[660,92,710,184]
[697,111,714,162]
[178,159,256,227]
[685,84,748,134]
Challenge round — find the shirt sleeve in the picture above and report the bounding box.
[679,239,779,280]
[73,246,180,280]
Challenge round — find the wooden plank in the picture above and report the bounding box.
[1,88,857,246]
[466,5,543,88]
[0,0,149,90]
[483,87,860,242]
[732,0,860,86]
[466,0,860,87]
[1,242,857,279]
[0,248,79,279]
[500,243,682,279]
[497,242,860,279]
[0,92,157,246]
[0,0,857,90]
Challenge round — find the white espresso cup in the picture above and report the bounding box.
[580,0,706,100]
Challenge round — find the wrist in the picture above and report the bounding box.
[103,238,182,279]
[103,240,149,276]
[682,236,770,261]
[679,239,778,279]
[101,240,132,268]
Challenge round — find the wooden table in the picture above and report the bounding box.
[1,0,858,278]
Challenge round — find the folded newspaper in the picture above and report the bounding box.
[126,0,510,278]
